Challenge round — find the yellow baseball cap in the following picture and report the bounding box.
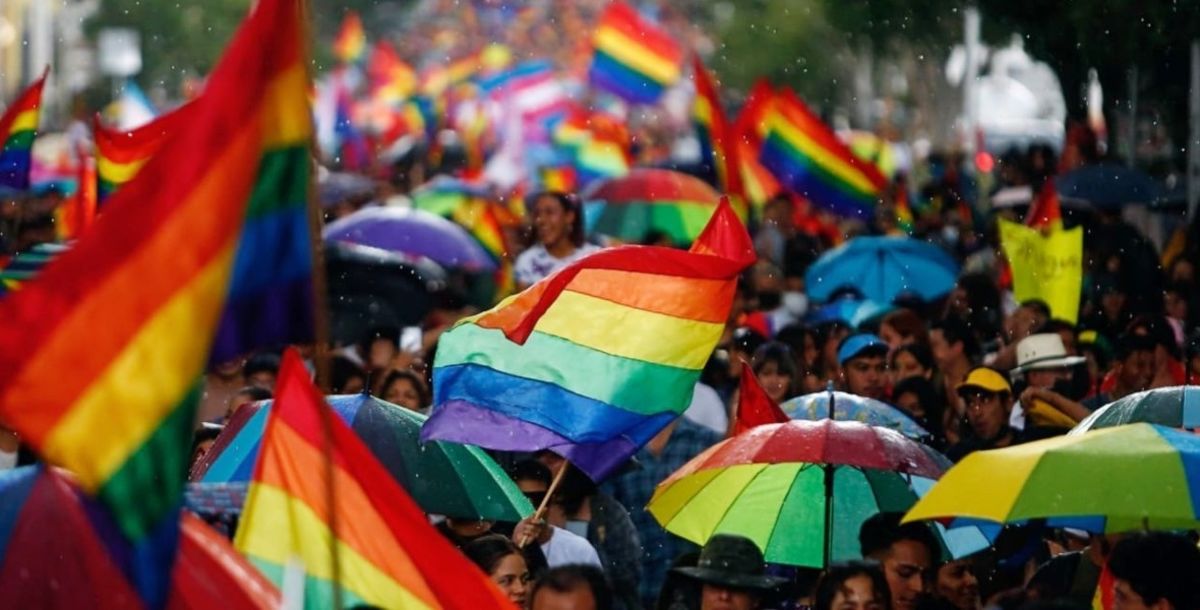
[956,367,1012,397]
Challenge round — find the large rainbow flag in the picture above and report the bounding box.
[93,104,191,203]
[0,70,47,190]
[236,350,514,609]
[333,11,366,64]
[587,1,682,104]
[733,79,781,208]
[0,0,312,604]
[760,89,887,220]
[422,198,755,480]
[692,55,744,210]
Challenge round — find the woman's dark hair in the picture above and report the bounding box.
[463,534,523,576]
[882,309,929,345]
[814,561,892,610]
[891,375,944,439]
[891,343,935,373]
[752,342,800,397]
[358,326,399,361]
[330,356,366,394]
[378,369,430,408]
[529,191,586,247]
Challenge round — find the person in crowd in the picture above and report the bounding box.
[242,351,281,391]
[813,561,891,610]
[463,534,533,607]
[378,369,431,412]
[1027,533,1123,607]
[187,423,223,477]
[880,309,930,350]
[359,326,401,390]
[200,356,248,422]
[934,559,980,610]
[224,385,272,422]
[515,191,599,290]
[672,533,787,610]
[530,564,613,610]
[776,324,823,392]
[815,321,853,385]
[859,512,940,610]
[946,367,1023,461]
[1124,315,1186,388]
[1081,333,1156,410]
[753,341,800,404]
[837,334,890,401]
[1082,274,1132,342]
[1108,533,1200,610]
[891,343,936,385]
[987,300,1051,371]
[929,317,980,442]
[510,460,603,569]
[607,417,721,608]
[330,355,367,394]
[891,376,945,445]
[1009,333,1090,432]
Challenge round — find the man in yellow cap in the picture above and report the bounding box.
[946,367,1024,462]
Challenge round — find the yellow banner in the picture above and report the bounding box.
[998,219,1083,324]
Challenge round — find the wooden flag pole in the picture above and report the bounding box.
[518,460,570,548]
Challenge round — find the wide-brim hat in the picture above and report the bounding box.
[1012,333,1086,374]
[673,534,788,591]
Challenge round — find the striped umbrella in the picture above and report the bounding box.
[582,168,723,245]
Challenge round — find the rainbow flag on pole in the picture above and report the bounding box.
[422,198,755,480]
[93,104,190,203]
[0,70,47,190]
[692,55,745,211]
[587,1,682,104]
[0,0,311,604]
[760,89,887,220]
[333,11,366,64]
[733,79,781,208]
[236,350,513,609]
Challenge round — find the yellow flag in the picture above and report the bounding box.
[998,219,1083,324]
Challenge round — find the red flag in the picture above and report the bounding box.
[1025,179,1062,230]
[730,361,789,436]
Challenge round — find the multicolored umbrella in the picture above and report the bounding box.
[905,423,1200,533]
[323,206,497,272]
[806,236,959,304]
[196,393,533,522]
[582,168,722,244]
[1071,386,1200,434]
[410,175,494,217]
[781,390,930,439]
[0,465,279,609]
[649,420,988,568]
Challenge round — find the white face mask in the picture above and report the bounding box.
[782,291,808,317]
[0,448,16,471]
[564,520,589,538]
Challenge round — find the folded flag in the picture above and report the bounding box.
[692,55,744,209]
[729,361,790,437]
[422,197,756,480]
[333,11,366,64]
[760,89,887,220]
[588,1,682,104]
[236,350,514,609]
[0,0,312,605]
[93,103,191,203]
[0,69,47,190]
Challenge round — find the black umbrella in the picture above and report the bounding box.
[324,241,446,346]
[1057,163,1162,209]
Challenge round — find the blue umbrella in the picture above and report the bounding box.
[806,297,894,329]
[781,390,930,440]
[1057,163,1162,209]
[805,236,958,304]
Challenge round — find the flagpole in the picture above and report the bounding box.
[298,0,340,607]
[518,460,570,548]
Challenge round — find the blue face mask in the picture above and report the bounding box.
[564,520,589,538]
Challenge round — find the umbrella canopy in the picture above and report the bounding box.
[197,393,533,522]
[323,206,497,272]
[1056,163,1162,209]
[805,236,959,304]
[806,297,894,329]
[781,390,930,440]
[318,171,375,208]
[1071,386,1200,434]
[582,168,722,244]
[325,241,446,346]
[649,420,988,568]
[0,465,279,609]
[905,423,1200,533]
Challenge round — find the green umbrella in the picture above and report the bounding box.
[196,393,533,522]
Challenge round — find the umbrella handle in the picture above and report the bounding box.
[518,461,570,548]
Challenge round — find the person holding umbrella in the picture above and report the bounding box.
[672,534,787,610]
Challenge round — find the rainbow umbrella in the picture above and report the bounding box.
[195,393,533,522]
[648,420,989,568]
[1071,386,1200,434]
[0,465,279,609]
[905,423,1200,533]
[582,168,722,244]
[781,390,929,440]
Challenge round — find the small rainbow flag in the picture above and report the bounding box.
[236,350,514,609]
[0,0,312,604]
[553,108,630,186]
[895,187,914,235]
[733,79,781,208]
[760,89,887,220]
[588,1,682,104]
[422,198,755,480]
[0,70,47,190]
[420,51,481,97]
[367,40,416,104]
[333,11,367,64]
[692,55,744,211]
[93,103,190,202]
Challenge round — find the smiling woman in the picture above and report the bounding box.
[514,191,600,289]
[464,535,532,608]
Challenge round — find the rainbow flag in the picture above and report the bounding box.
[692,55,745,211]
[367,41,416,104]
[54,148,97,241]
[333,11,366,64]
[588,1,682,104]
[760,89,887,220]
[421,198,755,479]
[733,79,781,208]
[553,108,630,186]
[93,104,190,202]
[895,187,914,235]
[0,70,47,190]
[420,52,481,97]
[0,0,311,604]
[236,350,513,609]
[540,165,577,192]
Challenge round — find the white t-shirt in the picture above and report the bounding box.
[540,525,602,568]
[514,243,601,287]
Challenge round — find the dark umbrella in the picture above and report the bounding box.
[325,241,446,346]
[1057,163,1162,209]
